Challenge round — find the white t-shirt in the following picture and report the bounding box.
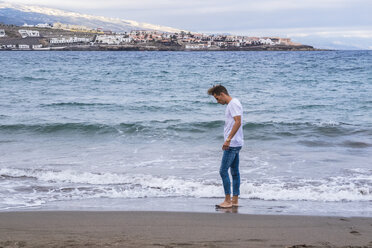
[224,98,244,147]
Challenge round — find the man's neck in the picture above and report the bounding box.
[226,96,233,104]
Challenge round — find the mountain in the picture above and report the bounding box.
[0,2,185,33]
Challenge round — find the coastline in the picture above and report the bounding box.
[0,211,371,248]
[1,24,322,52]
[0,44,324,51]
[55,44,322,51]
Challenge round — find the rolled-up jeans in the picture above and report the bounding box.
[219,146,242,196]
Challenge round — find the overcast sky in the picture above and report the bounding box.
[7,0,372,49]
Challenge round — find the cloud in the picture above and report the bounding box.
[196,26,372,49]
[198,26,372,39]
[287,28,372,39]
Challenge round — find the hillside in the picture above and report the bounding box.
[0,2,185,33]
[0,23,100,38]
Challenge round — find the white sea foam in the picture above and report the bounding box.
[0,167,371,210]
[315,120,341,127]
[240,180,371,202]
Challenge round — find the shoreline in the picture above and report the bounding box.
[0,47,326,52]
[0,211,371,248]
[2,198,371,218]
[0,43,326,51]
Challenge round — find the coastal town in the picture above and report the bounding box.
[0,22,316,51]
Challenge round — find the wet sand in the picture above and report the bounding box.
[0,211,371,248]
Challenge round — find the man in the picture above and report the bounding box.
[207,84,244,208]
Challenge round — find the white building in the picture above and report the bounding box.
[95,35,132,44]
[0,29,5,37]
[22,23,34,27]
[225,36,237,42]
[36,23,52,28]
[185,44,208,50]
[259,38,274,45]
[18,30,40,38]
[123,37,132,43]
[32,44,43,49]
[50,37,91,44]
[18,44,30,49]
[6,44,16,49]
[231,42,241,47]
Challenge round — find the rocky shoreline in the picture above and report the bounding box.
[32,44,323,51]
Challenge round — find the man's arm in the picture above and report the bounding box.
[222,115,241,150]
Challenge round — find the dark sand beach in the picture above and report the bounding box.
[0,211,371,248]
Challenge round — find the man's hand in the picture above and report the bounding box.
[222,140,230,150]
[222,116,241,150]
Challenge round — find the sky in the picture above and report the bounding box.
[6,0,372,49]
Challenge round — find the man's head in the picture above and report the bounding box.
[207,84,230,105]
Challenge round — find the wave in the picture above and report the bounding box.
[299,140,371,148]
[0,121,370,142]
[0,120,223,135]
[40,102,201,112]
[40,102,117,107]
[167,120,223,132]
[1,168,371,207]
[244,121,372,138]
[293,104,332,110]
[342,141,371,148]
[22,76,48,81]
[0,123,113,134]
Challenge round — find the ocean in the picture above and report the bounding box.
[0,50,371,216]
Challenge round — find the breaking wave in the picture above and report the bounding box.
[0,168,370,209]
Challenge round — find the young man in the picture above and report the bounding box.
[208,85,244,208]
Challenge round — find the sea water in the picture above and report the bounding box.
[0,51,371,216]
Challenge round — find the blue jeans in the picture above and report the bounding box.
[219,146,241,196]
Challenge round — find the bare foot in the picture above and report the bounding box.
[216,201,233,208]
[232,196,239,207]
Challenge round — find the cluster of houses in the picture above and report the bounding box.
[0,23,296,50]
[94,30,294,49]
[22,23,53,28]
[50,37,92,44]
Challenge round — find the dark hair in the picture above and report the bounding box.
[207,84,229,96]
